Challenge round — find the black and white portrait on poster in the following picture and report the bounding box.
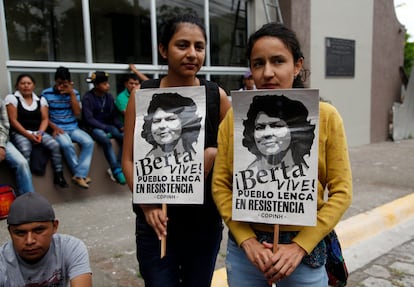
[133,86,205,204]
[231,89,319,226]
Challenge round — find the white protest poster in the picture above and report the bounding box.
[133,86,205,204]
[231,89,319,226]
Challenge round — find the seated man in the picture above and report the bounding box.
[0,192,92,286]
[42,67,95,189]
[82,71,125,184]
[0,99,34,195]
[115,64,149,124]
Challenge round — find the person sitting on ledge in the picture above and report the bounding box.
[0,192,92,286]
[82,71,126,184]
[42,66,95,189]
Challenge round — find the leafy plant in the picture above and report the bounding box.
[404,33,414,77]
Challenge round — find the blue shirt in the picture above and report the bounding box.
[41,87,80,131]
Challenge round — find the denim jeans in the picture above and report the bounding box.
[11,132,63,172]
[226,237,328,287]
[5,142,34,195]
[91,126,123,171]
[136,218,222,287]
[55,129,94,178]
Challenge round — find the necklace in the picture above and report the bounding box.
[99,96,106,113]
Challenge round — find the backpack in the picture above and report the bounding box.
[30,144,50,176]
[0,185,16,220]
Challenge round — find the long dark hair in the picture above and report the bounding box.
[159,13,206,50]
[141,92,202,153]
[246,22,307,88]
[243,95,315,166]
[15,74,36,89]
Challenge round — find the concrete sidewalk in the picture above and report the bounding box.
[0,139,413,287]
[212,139,414,286]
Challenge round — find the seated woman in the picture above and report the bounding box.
[5,74,68,188]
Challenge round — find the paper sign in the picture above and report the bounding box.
[133,86,205,204]
[231,89,319,226]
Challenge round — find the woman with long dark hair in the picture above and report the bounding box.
[213,23,352,287]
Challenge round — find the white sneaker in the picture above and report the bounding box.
[107,168,116,182]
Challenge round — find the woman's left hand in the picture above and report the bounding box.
[262,242,306,284]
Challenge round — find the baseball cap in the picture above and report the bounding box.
[86,71,109,85]
[7,193,55,225]
[244,70,252,79]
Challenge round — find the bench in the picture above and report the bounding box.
[0,140,130,204]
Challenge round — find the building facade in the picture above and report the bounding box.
[0,0,406,146]
[308,0,405,145]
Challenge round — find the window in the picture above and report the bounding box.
[5,0,85,61]
[10,72,90,98]
[3,0,249,95]
[89,0,152,64]
[210,0,247,67]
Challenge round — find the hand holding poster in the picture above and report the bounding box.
[133,86,205,204]
[231,89,319,226]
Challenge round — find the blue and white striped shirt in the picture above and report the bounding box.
[41,87,81,131]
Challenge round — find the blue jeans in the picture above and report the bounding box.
[11,132,63,172]
[136,218,222,287]
[5,142,34,195]
[55,129,94,178]
[226,237,328,287]
[91,126,123,171]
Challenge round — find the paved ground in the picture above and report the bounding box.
[351,238,414,287]
[0,139,413,286]
[345,215,414,287]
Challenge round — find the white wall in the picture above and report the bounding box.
[310,0,373,146]
[0,1,10,99]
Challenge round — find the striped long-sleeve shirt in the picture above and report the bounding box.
[41,87,81,131]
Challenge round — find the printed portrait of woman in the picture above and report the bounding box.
[242,95,315,171]
[141,92,202,159]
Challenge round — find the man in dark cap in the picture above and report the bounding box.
[42,66,95,189]
[0,193,92,286]
[82,71,126,185]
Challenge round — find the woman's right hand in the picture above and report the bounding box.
[140,204,168,240]
[28,132,42,144]
[240,237,274,273]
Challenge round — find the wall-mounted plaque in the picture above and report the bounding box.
[325,37,355,77]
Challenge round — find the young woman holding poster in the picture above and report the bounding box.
[122,14,231,287]
[212,23,353,286]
